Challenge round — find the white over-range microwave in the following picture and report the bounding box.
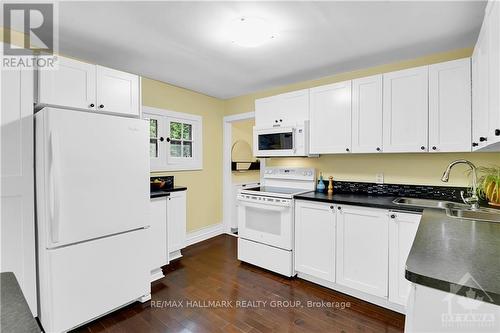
[253,121,310,157]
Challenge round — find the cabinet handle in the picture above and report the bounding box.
[390,214,396,219]
[472,142,479,147]
[159,137,164,142]
[330,205,334,209]
[89,103,95,108]
[345,148,350,152]
[420,146,426,150]
[376,147,381,152]
[432,146,437,151]
[279,119,283,122]
[479,137,487,142]
[166,137,171,143]
[99,104,104,109]
[275,120,278,123]
[495,129,500,136]
[337,206,341,210]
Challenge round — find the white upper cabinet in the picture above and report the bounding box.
[388,212,421,306]
[336,205,389,298]
[37,56,140,117]
[472,1,500,150]
[96,66,139,117]
[255,89,309,127]
[488,1,500,147]
[472,24,490,150]
[429,58,472,152]
[38,56,96,110]
[309,81,352,154]
[352,75,383,153]
[383,66,429,152]
[294,200,336,282]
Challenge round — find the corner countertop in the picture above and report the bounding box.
[405,208,500,306]
[1,272,41,333]
[294,191,500,306]
[150,186,187,198]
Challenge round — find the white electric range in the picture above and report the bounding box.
[237,167,316,276]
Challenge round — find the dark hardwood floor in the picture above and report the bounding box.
[73,235,405,333]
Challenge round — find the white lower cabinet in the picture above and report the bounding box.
[294,200,422,313]
[294,201,336,282]
[388,212,421,306]
[150,196,169,280]
[149,189,187,280]
[167,190,187,261]
[336,205,389,298]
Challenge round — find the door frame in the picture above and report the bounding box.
[222,112,264,234]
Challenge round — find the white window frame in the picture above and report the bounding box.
[143,106,203,171]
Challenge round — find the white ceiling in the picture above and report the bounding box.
[54,1,486,99]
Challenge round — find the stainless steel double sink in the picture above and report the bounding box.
[392,197,500,223]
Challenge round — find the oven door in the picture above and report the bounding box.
[253,127,296,157]
[237,194,293,250]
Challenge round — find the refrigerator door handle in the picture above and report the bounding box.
[49,132,61,243]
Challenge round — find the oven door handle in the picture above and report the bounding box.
[237,199,290,211]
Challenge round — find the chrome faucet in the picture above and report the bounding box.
[441,159,480,210]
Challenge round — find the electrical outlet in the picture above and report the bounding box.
[376,173,384,184]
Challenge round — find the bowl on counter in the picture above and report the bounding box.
[150,180,166,190]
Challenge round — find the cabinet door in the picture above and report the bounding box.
[167,190,187,256]
[336,205,389,297]
[389,212,421,306]
[383,66,429,152]
[255,95,280,127]
[294,201,335,282]
[150,197,168,270]
[352,75,383,153]
[488,2,500,145]
[255,89,309,127]
[278,89,309,125]
[1,67,37,315]
[96,66,139,117]
[472,22,490,150]
[310,81,352,154]
[38,56,96,110]
[429,58,472,152]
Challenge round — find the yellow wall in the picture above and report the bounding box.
[224,48,500,187]
[231,119,260,184]
[142,78,224,232]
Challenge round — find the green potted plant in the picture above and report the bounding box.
[477,166,500,206]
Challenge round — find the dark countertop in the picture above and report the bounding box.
[1,272,41,333]
[294,191,500,306]
[294,191,423,212]
[405,208,500,306]
[150,186,187,198]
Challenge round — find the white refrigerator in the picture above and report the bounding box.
[35,107,151,332]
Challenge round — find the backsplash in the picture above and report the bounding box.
[319,180,469,203]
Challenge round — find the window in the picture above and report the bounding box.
[169,121,192,158]
[144,107,203,171]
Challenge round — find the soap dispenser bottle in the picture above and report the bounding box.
[316,172,326,192]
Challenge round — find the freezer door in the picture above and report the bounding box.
[36,108,149,248]
[38,229,150,333]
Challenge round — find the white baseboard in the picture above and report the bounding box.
[185,222,224,246]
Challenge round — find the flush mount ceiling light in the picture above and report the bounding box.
[229,16,277,47]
